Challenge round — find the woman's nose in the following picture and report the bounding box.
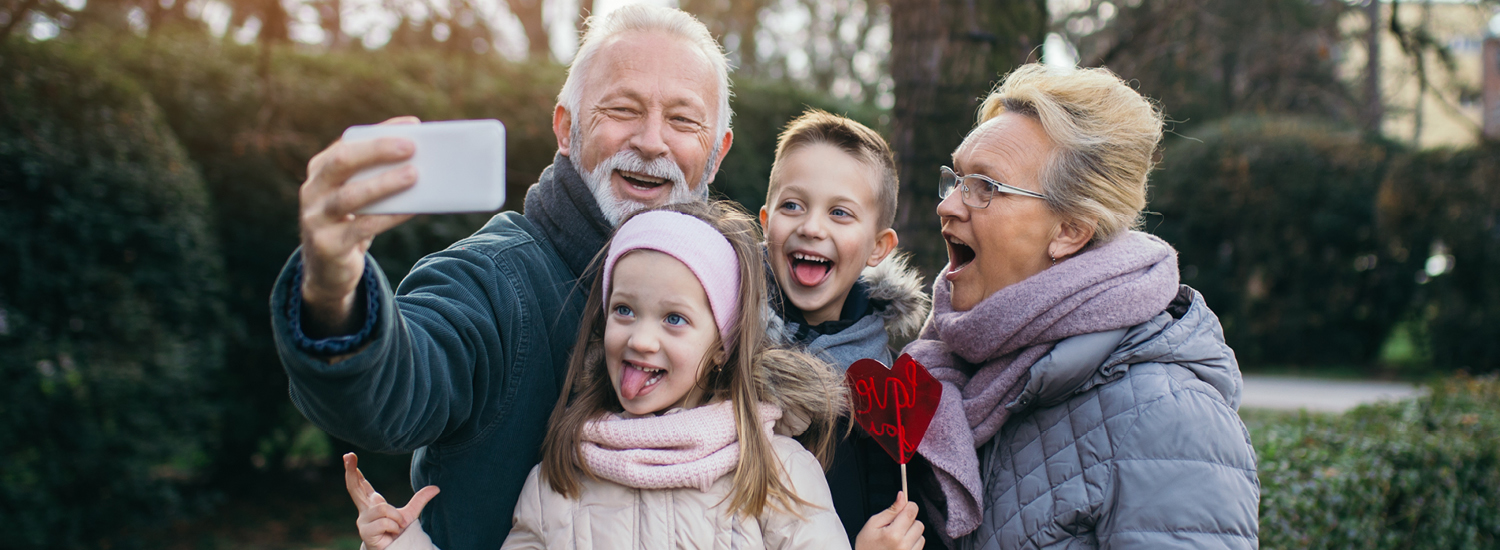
[937,185,968,220]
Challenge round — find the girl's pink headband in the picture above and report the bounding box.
[601,210,741,350]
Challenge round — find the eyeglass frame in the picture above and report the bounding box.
[937,165,1048,208]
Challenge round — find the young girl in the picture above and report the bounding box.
[344,202,922,549]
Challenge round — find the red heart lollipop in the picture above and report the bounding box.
[845,353,942,464]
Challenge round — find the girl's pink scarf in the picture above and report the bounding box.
[906,231,1180,539]
[581,401,781,492]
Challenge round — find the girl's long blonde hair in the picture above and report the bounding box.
[540,200,846,518]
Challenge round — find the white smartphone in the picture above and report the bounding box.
[342,119,507,214]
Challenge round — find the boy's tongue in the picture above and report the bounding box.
[619,364,656,400]
[792,260,832,287]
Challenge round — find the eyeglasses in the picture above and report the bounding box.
[937,166,1047,209]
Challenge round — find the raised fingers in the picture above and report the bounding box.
[307,137,415,196]
[319,164,418,221]
[400,485,441,524]
[344,453,374,512]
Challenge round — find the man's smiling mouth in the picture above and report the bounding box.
[618,170,668,190]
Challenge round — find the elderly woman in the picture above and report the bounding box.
[908,64,1259,549]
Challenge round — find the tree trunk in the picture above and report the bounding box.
[506,0,549,61]
[1361,0,1383,133]
[888,0,1048,277]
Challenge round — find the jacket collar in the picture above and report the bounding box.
[522,152,614,280]
[1011,285,1243,411]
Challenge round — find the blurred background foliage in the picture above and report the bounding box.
[2,0,1499,546]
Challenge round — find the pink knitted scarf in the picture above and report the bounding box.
[580,401,781,492]
[906,231,1180,539]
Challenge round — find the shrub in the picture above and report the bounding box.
[0,38,227,547]
[1254,375,1500,549]
[1150,116,1418,366]
[1377,142,1500,373]
[101,32,568,489]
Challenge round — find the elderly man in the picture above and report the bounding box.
[267,6,733,549]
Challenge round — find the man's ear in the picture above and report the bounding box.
[701,130,734,184]
[1049,220,1095,260]
[553,105,572,156]
[866,228,899,267]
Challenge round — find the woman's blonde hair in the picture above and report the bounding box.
[977,63,1164,244]
[540,200,845,518]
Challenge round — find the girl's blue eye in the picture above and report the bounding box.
[665,313,687,326]
[831,207,851,218]
[613,305,633,317]
[779,201,802,212]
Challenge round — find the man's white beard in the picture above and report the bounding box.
[570,129,715,226]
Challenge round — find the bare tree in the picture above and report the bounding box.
[1055,0,1354,129]
[889,0,1047,275]
[505,0,549,60]
[1363,0,1384,133]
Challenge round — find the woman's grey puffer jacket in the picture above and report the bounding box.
[960,287,1259,550]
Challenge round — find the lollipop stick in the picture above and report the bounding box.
[901,463,908,495]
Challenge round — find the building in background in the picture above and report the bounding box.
[1343,2,1495,149]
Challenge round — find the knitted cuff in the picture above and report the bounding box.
[285,259,380,357]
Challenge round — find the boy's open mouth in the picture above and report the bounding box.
[945,234,976,274]
[619,360,665,400]
[617,170,669,190]
[788,251,834,287]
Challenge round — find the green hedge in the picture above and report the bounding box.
[0,38,227,547]
[1151,117,1499,370]
[1377,143,1500,371]
[1253,375,1500,549]
[5,29,1500,547]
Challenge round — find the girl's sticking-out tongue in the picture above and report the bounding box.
[618,363,661,401]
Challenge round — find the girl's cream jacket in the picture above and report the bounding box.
[382,435,851,550]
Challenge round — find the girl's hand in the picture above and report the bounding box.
[344,453,440,550]
[854,491,925,550]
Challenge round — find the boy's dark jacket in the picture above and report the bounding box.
[767,252,936,547]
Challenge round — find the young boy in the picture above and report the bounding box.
[759,109,936,548]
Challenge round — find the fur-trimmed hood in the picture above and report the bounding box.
[755,347,848,441]
[861,251,932,343]
[766,250,932,346]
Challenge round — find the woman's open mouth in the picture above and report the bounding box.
[945,234,976,277]
[788,251,834,287]
[619,360,665,400]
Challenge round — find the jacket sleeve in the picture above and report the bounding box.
[1096,385,1260,550]
[761,439,853,550]
[500,468,548,550]
[270,245,521,453]
[370,519,440,550]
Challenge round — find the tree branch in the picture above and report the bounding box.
[1,0,44,44]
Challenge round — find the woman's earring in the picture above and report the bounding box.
[1050,255,1057,266]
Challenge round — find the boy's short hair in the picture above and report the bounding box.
[768,109,899,230]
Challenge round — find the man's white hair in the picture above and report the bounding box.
[558,5,733,139]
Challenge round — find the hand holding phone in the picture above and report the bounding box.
[342,119,507,214]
